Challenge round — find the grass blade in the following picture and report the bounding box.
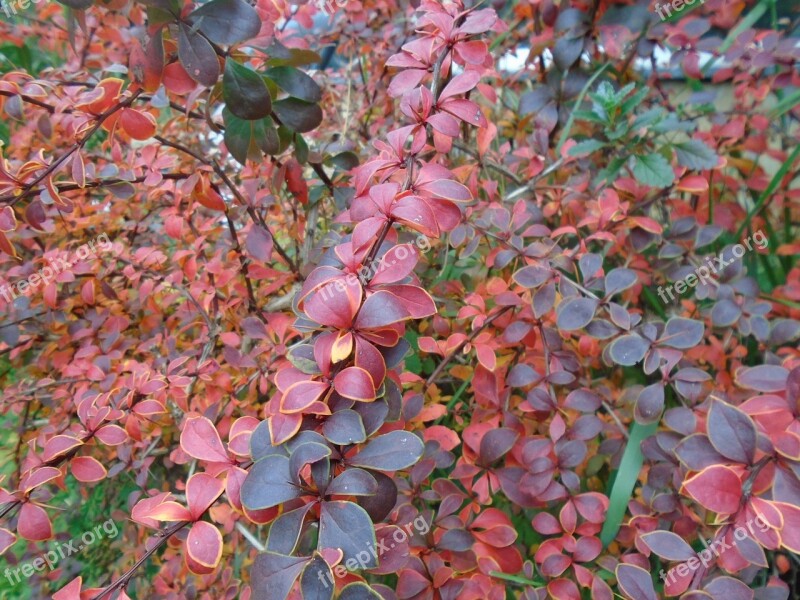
[600,420,658,547]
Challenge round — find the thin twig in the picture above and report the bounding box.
[424,305,514,389]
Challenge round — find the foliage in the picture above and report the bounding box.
[1,0,800,599]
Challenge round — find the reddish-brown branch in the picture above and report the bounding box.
[0,90,142,207]
[424,305,515,389]
[224,207,259,314]
[89,521,190,600]
[153,135,302,279]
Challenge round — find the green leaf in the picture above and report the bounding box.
[573,109,607,125]
[146,2,180,26]
[673,140,718,170]
[619,86,650,115]
[591,81,617,108]
[57,0,94,9]
[613,82,636,105]
[293,134,309,163]
[631,107,664,131]
[223,59,271,120]
[223,109,278,164]
[632,153,674,188]
[266,66,321,103]
[568,139,606,156]
[327,151,360,171]
[273,98,323,133]
[600,421,658,547]
[556,63,612,154]
[190,0,261,45]
[263,40,322,67]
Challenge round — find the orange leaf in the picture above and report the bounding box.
[120,109,157,140]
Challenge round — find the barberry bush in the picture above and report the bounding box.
[1,0,799,598]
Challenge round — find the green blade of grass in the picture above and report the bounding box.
[600,420,658,548]
[489,571,543,588]
[701,0,774,76]
[734,144,800,240]
[555,62,612,155]
[768,88,800,120]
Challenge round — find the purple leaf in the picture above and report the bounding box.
[319,500,378,569]
[641,530,696,561]
[348,431,423,471]
[707,399,757,465]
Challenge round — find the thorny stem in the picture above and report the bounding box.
[89,521,190,600]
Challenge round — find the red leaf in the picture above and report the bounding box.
[181,416,230,463]
[18,503,52,541]
[333,366,376,402]
[71,456,107,483]
[0,528,15,554]
[42,435,83,462]
[355,290,411,329]
[186,521,223,574]
[269,412,304,445]
[280,380,330,413]
[163,61,197,95]
[773,501,800,553]
[547,578,580,600]
[683,465,742,514]
[95,424,128,445]
[53,577,83,600]
[438,71,480,101]
[305,280,362,329]
[119,108,157,140]
[371,244,418,285]
[186,472,225,520]
[385,284,436,319]
[285,158,308,205]
[133,495,192,524]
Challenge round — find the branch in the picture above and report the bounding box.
[424,305,514,389]
[502,157,566,203]
[153,135,302,279]
[0,90,143,207]
[89,521,190,600]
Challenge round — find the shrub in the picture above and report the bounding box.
[0,0,799,599]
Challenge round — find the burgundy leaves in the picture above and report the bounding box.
[178,0,260,87]
[707,399,758,466]
[242,426,421,599]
